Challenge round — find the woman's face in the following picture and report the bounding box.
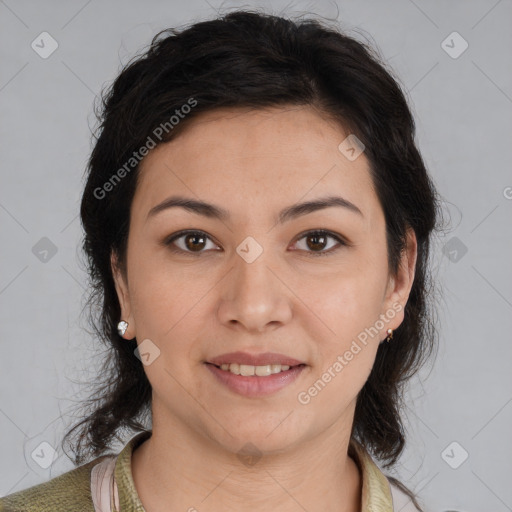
[112,105,416,455]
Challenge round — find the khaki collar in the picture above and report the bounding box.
[114,430,393,511]
[349,438,394,511]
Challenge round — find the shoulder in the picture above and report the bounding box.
[0,456,109,512]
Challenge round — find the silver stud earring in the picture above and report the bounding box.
[117,320,128,337]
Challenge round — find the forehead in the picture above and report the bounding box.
[134,106,381,229]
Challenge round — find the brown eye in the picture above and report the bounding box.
[293,230,346,257]
[165,230,218,254]
[306,233,328,251]
[183,232,207,251]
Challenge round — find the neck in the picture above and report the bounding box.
[131,406,361,512]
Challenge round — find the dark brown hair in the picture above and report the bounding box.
[64,9,443,510]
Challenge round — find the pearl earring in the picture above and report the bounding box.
[117,320,128,337]
[386,328,393,343]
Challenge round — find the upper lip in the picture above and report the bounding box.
[206,351,306,367]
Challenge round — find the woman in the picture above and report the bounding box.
[0,9,441,512]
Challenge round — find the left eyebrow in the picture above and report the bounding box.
[146,194,364,224]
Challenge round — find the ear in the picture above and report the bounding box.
[111,251,136,339]
[381,227,417,336]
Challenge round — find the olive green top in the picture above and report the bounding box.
[0,430,400,511]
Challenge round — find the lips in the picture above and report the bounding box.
[206,351,306,367]
[205,362,307,397]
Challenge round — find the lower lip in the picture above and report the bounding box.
[204,363,307,397]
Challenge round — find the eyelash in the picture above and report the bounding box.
[163,229,348,257]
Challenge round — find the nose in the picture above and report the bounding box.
[216,250,293,333]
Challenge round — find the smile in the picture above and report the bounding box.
[204,362,307,397]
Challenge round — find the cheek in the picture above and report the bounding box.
[297,258,387,386]
[128,245,214,335]
[296,274,383,411]
[127,263,208,391]
[304,262,387,341]
[126,257,224,393]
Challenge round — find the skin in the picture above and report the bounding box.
[112,105,417,512]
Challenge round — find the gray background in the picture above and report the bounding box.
[1,1,511,511]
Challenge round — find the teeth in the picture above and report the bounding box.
[219,363,291,376]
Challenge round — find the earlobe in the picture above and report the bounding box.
[110,251,135,338]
